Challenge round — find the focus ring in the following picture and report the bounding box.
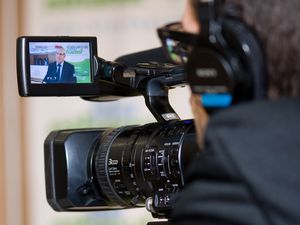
[94,126,133,208]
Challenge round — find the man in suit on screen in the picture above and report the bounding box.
[43,46,76,84]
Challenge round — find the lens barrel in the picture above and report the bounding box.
[44,120,198,218]
[92,120,198,216]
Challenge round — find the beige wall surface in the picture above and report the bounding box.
[0,0,26,225]
[0,0,6,224]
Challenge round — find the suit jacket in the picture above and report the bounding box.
[171,98,300,225]
[43,61,76,84]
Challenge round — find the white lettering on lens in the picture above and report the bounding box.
[108,158,119,166]
[196,68,218,78]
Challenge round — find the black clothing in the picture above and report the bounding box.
[43,61,76,83]
[172,99,300,225]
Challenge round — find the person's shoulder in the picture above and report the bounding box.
[48,62,56,66]
[209,98,300,125]
[204,98,300,153]
[64,61,74,68]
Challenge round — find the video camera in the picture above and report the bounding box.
[17,36,199,220]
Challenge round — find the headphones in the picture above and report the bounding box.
[186,0,267,108]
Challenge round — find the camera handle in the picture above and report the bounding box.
[85,56,185,122]
[143,76,180,123]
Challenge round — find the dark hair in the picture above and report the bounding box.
[226,0,300,98]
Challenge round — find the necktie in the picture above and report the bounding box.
[56,64,61,81]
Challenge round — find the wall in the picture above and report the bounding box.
[0,0,25,225]
[0,0,6,224]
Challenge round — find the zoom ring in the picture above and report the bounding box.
[94,127,133,208]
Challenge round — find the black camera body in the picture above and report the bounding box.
[45,121,197,218]
[17,36,199,219]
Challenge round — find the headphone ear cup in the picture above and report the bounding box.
[186,40,239,108]
[222,18,267,100]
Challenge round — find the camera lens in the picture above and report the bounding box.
[93,125,145,208]
[92,120,198,215]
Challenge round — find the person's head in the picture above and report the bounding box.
[55,47,66,64]
[179,0,300,148]
[184,0,300,99]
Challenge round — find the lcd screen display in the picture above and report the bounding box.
[29,42,92,84]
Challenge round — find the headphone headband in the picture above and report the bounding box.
[196,0,216,36]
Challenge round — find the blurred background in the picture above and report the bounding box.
[0,0,193,225]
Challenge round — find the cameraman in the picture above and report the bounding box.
[164,0,300,224]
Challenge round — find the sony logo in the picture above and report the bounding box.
[196,68,218,78]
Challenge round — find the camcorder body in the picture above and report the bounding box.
[16,36,199,219]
